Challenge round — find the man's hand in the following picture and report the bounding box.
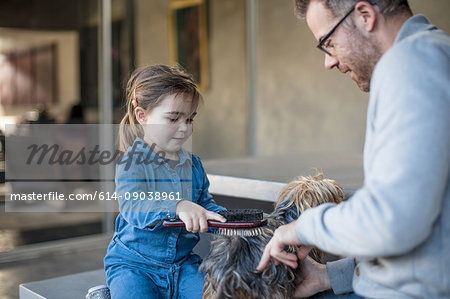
[293,253,331,298]
[175,200,226,233]
[256,221,304,270]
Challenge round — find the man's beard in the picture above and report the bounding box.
[345,30,382,92]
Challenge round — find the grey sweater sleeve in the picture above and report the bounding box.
[326,257,355,295]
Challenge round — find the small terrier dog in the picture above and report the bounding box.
[200,174,345,299]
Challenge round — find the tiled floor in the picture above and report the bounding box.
[0,210,104,251]
[0,193,109,299]
[0,234,109,299]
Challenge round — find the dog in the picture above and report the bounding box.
[200,174,345,299]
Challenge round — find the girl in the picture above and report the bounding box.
[104,64,226,298]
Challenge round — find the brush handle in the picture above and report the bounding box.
[162,219,266,229]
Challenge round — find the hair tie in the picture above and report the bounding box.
[131,89,138,108]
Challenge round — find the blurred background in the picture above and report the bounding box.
[0,0,449,298]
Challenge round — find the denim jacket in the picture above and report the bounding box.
[110,138,225,265]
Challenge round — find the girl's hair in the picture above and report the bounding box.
[119,64,201,152]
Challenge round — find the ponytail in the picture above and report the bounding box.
[118,105,143,153]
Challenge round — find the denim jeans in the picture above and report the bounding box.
[105,238,204,299]
[313,291,365,299]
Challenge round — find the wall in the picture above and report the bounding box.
[134,0,247,159]
[409,0,450,30]
[1,0,448,155]
[135,0,169,65]
[256,0,450,156]
[257,0,367,156]
[132,0,450,159]
[196,0,247,158]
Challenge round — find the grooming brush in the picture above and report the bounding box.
[162,209,266,237]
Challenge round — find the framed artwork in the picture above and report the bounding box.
[169,0,209,90]
[0,44,57,106]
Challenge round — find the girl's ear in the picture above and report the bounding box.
[134,107,147,125]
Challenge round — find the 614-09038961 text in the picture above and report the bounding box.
[103,191,182,201]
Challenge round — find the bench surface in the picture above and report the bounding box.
[19,269,105,299]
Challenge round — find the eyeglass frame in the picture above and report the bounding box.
[317,6,356,56]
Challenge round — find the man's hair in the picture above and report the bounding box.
[294,0,412,19]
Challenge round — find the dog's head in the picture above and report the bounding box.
[274,173,345,222]
[273,173,345,262]
[201,174,345,299]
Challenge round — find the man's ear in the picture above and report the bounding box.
[354,1,377,33]
[134,107,147,125]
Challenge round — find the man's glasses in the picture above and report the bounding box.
[317,6,355,56]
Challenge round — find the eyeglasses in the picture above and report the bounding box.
[317,6,355,56]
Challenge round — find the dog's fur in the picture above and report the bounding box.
[200,174,345,299]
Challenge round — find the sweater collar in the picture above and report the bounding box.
[395,15,437,45]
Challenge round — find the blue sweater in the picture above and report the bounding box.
[296,15,450,298]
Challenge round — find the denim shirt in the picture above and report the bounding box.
[111,138,225,265]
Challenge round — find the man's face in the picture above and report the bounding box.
[306,1,381,92]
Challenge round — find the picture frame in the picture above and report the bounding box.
[169,0,209,91]
[0,44,57,106]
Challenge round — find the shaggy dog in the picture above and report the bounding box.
[200,174,345,299]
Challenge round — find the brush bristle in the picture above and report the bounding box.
[215,227,264,237]
[219,209,263,222]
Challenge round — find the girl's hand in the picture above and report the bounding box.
[175,200,226,233]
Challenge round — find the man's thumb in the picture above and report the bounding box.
[297,245,313,260]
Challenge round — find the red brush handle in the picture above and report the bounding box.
[162,219,266,229]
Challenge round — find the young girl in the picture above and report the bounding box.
[104,64,226,298]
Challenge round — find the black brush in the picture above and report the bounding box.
[163,209,267,236]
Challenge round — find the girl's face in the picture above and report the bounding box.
[135,93,197,160]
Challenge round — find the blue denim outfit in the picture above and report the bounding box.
[104,138,225,298]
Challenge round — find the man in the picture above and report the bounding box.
[257,1,450,298]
